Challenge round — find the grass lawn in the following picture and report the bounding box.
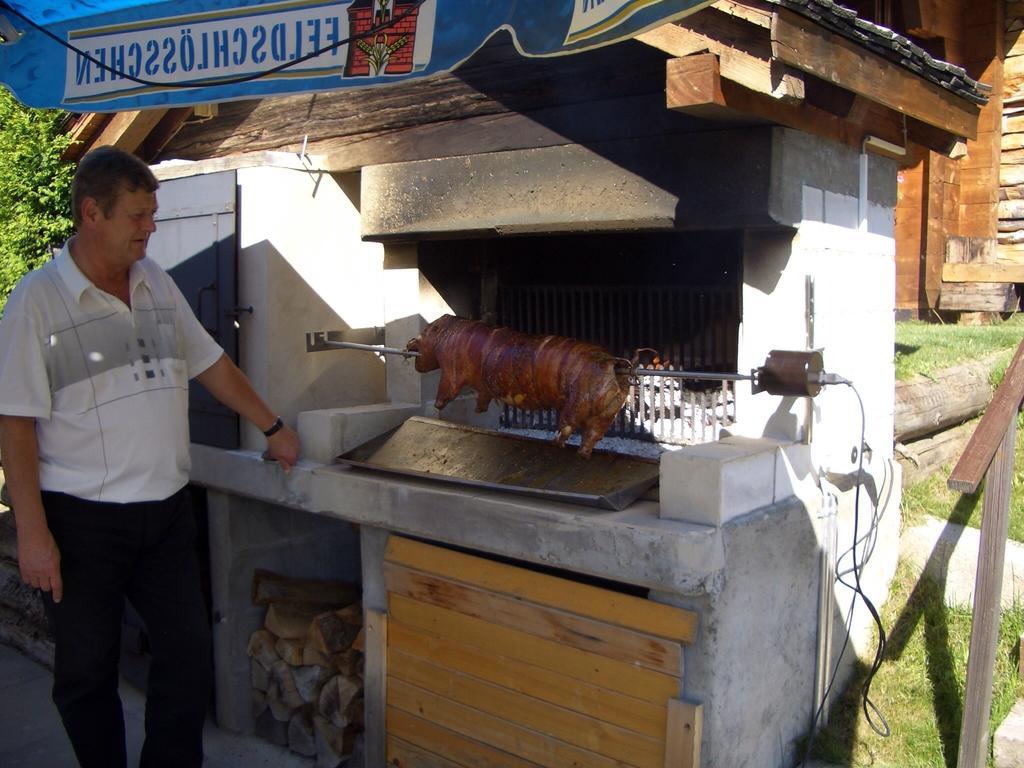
[808,317,1024,768]
[809,558,1024,768]
[895,314,1024,382]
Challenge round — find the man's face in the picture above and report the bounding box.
[90,185,158,268]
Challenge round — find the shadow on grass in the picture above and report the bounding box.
[808,491,980,768]
[895,343,920,357]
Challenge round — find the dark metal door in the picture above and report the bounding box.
[147,171,240,449]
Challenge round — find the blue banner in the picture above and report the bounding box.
[0,0,712,112]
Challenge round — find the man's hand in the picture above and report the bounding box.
[265,424,300,472]
[17,526,62,602]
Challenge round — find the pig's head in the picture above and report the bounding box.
[405,314,458,373]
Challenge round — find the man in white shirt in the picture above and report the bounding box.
[0,146,300,768]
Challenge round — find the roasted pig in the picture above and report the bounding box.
[406,315,632,457]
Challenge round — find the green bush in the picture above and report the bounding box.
[0,90,75,312]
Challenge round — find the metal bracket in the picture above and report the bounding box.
[306,328,384,351]
[305,328,418,357]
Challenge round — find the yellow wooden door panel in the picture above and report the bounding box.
[388,594,680,703]
[388,735,467,767]
[389,678,635,768]
[389,620,667,739]
[384,564,683,676]
[390,649,664,767]
[385,536,697,643]
[388,710,539,768]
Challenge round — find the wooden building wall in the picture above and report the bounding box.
[1000,3,1024,267]
[895,0,1008,317]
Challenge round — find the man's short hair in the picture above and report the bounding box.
[71,146,159,227]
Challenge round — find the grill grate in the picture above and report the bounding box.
[497,285,739,444]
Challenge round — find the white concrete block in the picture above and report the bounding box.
[384,315,437,407]
[297,403,420,464]
[659,436,783,526]
[774,442,816,505]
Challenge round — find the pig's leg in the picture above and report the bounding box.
[475,392,493,413]
[553,402,578,448]
[578,416,615,458]
[554,423,574,448]
[433,373,462,410]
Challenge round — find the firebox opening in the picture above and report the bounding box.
[417,230,744,445]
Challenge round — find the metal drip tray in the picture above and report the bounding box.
[335,416,660,511]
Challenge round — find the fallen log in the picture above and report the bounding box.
[894,353,1004,442]
[896,420,978,486]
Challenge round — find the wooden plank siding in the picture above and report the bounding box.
[895,1,1011,316]
[382,536,700,768]
[384,535,698,643]
[1001,0,1024,271]
[895,147,929,312]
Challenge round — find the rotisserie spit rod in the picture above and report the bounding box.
[312,339,420,358]
[309,332,835,398]
[638,349,836,398]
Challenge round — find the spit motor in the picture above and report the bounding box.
[752,349,825,398]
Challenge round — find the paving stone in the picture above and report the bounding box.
[0,642,314,768]
[995,699,1024,768]
[900,515,1024,609]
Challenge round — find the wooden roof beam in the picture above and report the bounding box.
[139,107,195,162]
[637,9,804,100]
[62,113,108,162]
[89,108,169,156]
[770,6,980,140]
[710,0,774,29]
[665,52,962,158]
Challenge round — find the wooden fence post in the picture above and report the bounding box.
[956,419,1017,768]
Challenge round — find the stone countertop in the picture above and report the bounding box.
[188,444,725,596]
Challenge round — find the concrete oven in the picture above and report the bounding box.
[158,121,903,768]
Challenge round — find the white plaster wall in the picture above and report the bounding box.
[737,221,896,475]
[236,166,388,449]
[734,217,902,758]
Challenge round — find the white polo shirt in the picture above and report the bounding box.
[0,245,224,503]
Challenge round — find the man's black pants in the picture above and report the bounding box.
[40,488,212,768]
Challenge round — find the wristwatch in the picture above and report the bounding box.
[262,416,284,437]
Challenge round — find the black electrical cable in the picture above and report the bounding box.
[0,0,427,90]
[798,380,890,768]
[837,383,890,738]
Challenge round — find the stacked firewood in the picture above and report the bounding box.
[0,480,53,666]
[247,570,364,767]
